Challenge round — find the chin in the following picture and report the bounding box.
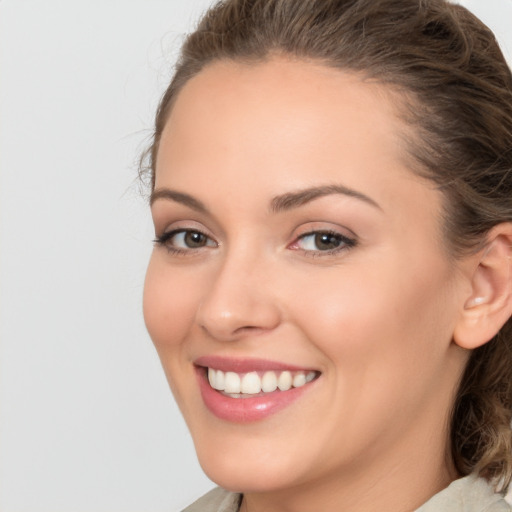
[194,437,309,493]
[200,457,296,494]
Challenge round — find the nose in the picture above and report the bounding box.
[195,252,281,342]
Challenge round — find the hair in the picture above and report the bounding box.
[142,0,512,492]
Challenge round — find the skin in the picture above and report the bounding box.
[144,58,476,512]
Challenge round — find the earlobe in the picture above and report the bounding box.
[453,223,512,350]
[464,296,486,308]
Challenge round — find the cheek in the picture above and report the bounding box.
[284,252,457,379]
[143,255,199,353]
[143,255,207,415]
[278,255,460,452]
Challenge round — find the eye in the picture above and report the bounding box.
[291,230,356,254]
[155,228,217,252]
[173,230,211,249]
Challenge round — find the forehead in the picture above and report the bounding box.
[159,58,406,161]
[156,57,434,216]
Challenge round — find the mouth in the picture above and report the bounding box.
[206,367,318,398]
[194,357,321,422]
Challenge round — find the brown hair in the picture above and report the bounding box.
[143,0,512,491]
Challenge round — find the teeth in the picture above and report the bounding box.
[207,367,317,395]
[241,372,261,394]
[277,371,292,391]
[208,368,216,388]
[214,369,225,390]
[261,371,277,392]
[224,372,241,394]
[292,372,306,388]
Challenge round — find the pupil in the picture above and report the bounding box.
[185,231,206,248]
[315,233,340,250]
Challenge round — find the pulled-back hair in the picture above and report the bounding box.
[143,0,512,491]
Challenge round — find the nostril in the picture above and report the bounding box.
[199,322,262,341]
[195,277,282,341]
[234,325,264,335]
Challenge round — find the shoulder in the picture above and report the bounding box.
[181,487,242,512]
[416,474,511,512]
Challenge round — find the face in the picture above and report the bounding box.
[144,59,470,494]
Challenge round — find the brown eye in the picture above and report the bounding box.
[155,229,216,251]
[293,230,356,254]
[314,233,343,251]
[184,231,208,248]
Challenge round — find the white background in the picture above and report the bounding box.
[1,1,511,511]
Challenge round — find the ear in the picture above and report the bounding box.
[453,223,512,350]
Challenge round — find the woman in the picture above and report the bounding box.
[142,0,512,510]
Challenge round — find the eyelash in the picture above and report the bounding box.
[154,228,357,257]
[291,230,357,257]
[154,228,216,256]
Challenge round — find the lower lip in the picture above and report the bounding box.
[196,367,316,423]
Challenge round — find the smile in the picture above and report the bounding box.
[195,358,320,422]
[207,368,317,397]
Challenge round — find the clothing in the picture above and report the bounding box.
[182,487,241,512]
[415,475,510,512]
[181,474,511,512]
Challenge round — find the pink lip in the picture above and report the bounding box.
[194,357,319,423]
[194,355,312,373]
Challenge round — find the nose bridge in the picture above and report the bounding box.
[196,241,280,340]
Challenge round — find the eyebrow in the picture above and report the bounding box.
[150,188,209,213]
[270,184,381,213]
[150,183,381,214]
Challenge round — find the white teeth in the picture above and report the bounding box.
[207,367,318,395]
[224,372,241,394]
[214,369,225,390]
[277,371,292,391]
[208,368,226,390]
[241,372,261,394]
[292,372,306,388]
[208,368,215,387]
[261,371,278,392]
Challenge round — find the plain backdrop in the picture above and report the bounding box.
[1,1,511,511]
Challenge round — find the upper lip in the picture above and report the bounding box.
[194,355,317,373]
